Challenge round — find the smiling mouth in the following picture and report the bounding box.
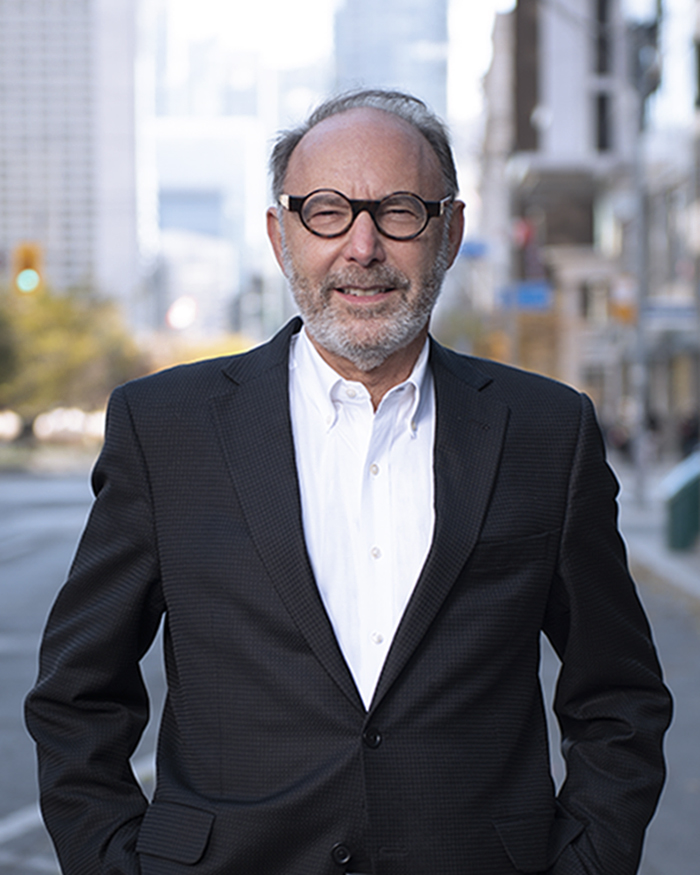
[337,287,394,297]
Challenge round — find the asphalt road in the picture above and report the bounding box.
[0,470,163,874]
[0,468,697,874]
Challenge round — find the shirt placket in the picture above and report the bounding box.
[356,390,408,701]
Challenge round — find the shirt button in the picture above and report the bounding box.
[370,546,381,559]
[370,631,384,645]
[346,387,357,398]
[369,463,379,476]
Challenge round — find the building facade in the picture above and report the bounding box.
[147,0,331,340]
[478,0,699,456]
[0,0,140,304]
[334,0,448,119]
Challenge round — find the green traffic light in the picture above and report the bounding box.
[16,268,40,293]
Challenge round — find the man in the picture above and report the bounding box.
[26,90,671,875]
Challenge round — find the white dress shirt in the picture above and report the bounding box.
[289,327,435,708]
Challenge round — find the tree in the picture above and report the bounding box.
[0,303,17,387]
[0,286,148,422]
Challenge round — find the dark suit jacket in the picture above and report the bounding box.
[25,317,671,875]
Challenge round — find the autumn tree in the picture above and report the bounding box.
[0,285,148,423]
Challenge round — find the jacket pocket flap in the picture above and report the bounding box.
[547,804,586,865]
[493,807,585,873]
[493,814,553,873]
[468,530,554,573]
[136,801,215,864]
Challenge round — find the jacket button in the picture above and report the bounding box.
[331,843,352,865]
[363,727,382,748]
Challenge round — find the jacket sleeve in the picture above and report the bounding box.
[543,395,672,875]
[25,386,165,875]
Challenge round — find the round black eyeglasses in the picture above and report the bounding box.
[278,189,453,240]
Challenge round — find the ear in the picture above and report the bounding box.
[266,206,287,273]
[445,200,465,269]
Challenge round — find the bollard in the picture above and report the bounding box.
[662,452,700,551]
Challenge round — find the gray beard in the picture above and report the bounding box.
[282,237,450,372]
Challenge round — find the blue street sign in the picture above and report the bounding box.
[459,239,488,260]
[500,280,553,310]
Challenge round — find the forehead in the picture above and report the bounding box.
[284,107,444,199]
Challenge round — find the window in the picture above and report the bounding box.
[595,0,611,74]
[596,92,612,152]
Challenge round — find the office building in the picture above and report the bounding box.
[0,0,140,304]
[334,0,448,119]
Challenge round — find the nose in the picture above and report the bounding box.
[341,209,386,267]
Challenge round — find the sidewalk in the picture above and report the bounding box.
[610,452,700,603]
[609,453,700,875]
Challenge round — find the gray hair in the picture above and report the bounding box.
[269,89,458,202]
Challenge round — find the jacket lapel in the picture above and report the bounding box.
[209,319,364,712]
[371,341,510,709]
[208,323,510,714]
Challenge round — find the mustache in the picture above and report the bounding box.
[320,265,411,296]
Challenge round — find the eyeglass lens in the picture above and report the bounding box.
[301,191,429,239]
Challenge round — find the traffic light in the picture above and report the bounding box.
[12,241,43,293]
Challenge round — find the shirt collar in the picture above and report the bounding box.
[290,325,432,435]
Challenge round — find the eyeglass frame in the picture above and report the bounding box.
[278,189,454,241]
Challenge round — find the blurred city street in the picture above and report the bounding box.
[1,0,699,871]
[601,453,700,875]
[0,450,697,874]
[0,462,163,874]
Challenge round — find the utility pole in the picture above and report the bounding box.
[693,1,700,531]
[629,1,662,503]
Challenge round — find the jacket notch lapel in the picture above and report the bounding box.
[370,348,510,709]
[209,328,364,712]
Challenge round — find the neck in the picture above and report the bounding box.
[306,327,429,411]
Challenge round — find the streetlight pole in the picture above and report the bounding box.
[629,1,662,503]
[631,131,649,502]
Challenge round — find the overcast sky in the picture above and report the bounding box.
[163,0,516,121]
